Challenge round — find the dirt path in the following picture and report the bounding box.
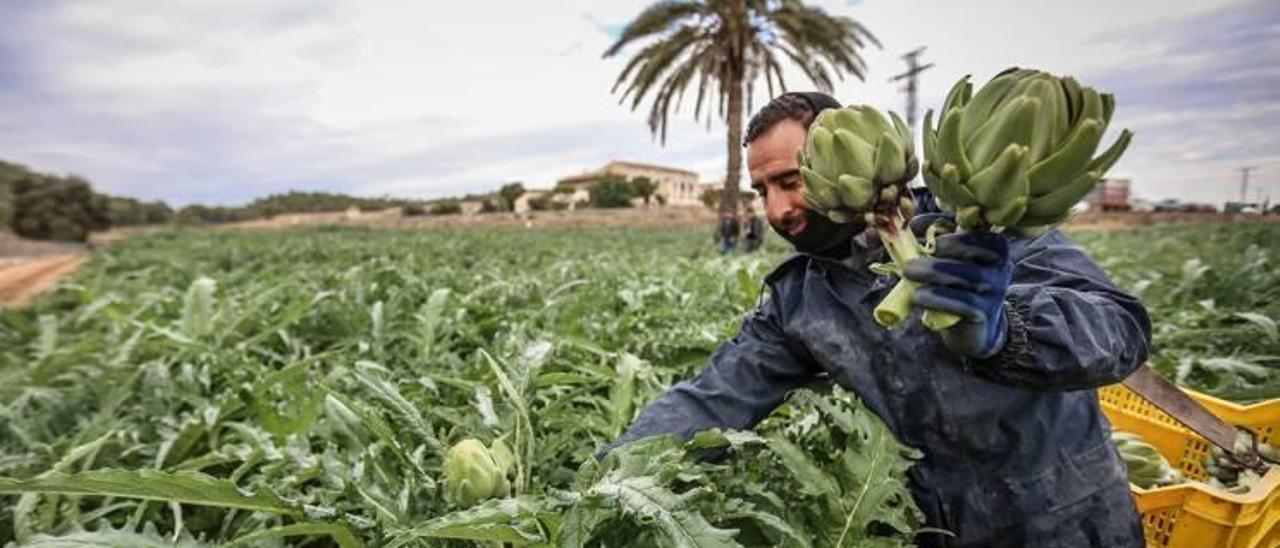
[0,254,88,307]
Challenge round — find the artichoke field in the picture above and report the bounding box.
[0,223,1274,546]
[0,228,923,547]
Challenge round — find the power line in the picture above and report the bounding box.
[888,47,934,130]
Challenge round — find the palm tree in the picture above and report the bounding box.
[604,0,878,216]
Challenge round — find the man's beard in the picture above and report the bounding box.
[772,209,863,259]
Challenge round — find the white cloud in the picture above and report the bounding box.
[0,0,1274,206]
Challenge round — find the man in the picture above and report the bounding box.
[605,92,1150,547]
[742,204,764,253]
[713,210,740,254]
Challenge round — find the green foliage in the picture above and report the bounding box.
[0,180,10,231]
[109,196,173,226]
[3,222,1272,545]
[429,200,463,215]
[701,188,720,209]
[590,176,635,208]
[1068,223,1280,402]
[2,225,849,542]
[499,182,526,212]
[173,191,423,225]
[174,204,256,225]
[631,177,658,206]
[0,226,926,546]
[603,0,876,144]
[394,387,924,547]
[527,193,556,211]
[605,0,877,214]
[10,175,111,241]
[246,191,414,217]
[701,189,758,211]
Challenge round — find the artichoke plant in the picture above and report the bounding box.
[800,105,927,328]
[444,438,513,507]
[922,68,1133,230]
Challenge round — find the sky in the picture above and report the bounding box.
[0,0,1276,207]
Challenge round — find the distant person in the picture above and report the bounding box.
[713,211,739,254]
[742,204,764,253]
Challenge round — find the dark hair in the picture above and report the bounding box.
[743,92,842,146]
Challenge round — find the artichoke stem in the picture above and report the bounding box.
[922,309,962,331]
[872,213,962,330]
[874,278,918,328]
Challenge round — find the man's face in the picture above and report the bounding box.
[747,119,809,237]
[746,117,863,258]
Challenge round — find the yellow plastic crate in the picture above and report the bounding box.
[1099,384,1280,548]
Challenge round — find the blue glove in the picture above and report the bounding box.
[907,212,956,239]
[903,231,1012,359]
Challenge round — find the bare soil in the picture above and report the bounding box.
[0,253,88,307]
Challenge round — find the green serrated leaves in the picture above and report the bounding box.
[0,469,294,514]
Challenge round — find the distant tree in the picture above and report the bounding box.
[109,196,172,226]
[605,0,878,216]
[528,193,551,211]
[0,179,11,231]
[430,200,462,215]
[498,182,525,212]
[142,201,174,224]
[699,188,720,209]
[630,177,658,206]
[10,175,112,241]
[402,204,428,217]
[590,176,636,208]
[175,204,253,225]
[479,199,501,213]
[699,188,755,210]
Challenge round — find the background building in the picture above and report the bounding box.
[556,160,701,207]
[1085,178,1132,212]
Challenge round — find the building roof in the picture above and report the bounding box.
[603,160,698,177]
[556,160,698,188]
[556,171,606,186]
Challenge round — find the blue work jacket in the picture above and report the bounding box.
[609,228,1151,547]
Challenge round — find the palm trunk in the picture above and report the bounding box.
[721,69,745,219]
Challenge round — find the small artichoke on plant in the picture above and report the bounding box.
[444,438,513,507]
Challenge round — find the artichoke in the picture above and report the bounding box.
[443,438,512,507]
[800,105,919,224]
[800,104,947,329]
[922,68,1133,230]
[1113,431,1182,489]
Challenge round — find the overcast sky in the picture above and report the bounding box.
[0,0,1276,206]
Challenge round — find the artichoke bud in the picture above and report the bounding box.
[922,68,1132,229]
[489,438,516,479]
[801,104,918,222]
[444,438,506,507]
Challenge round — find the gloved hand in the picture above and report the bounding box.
[908,212,956,241]
[902,231,1012,358]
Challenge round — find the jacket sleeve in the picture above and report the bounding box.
[971,230,1152,390]
[599,291,818,455]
